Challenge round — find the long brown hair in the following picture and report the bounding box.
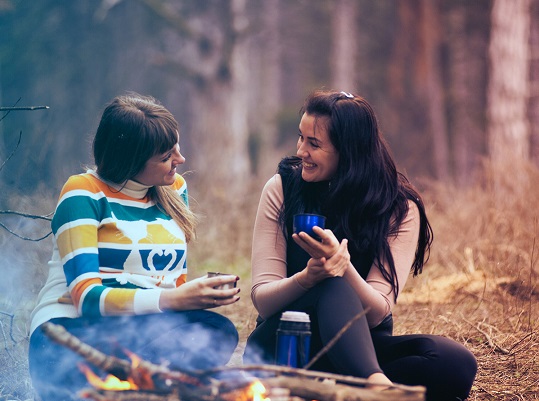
[279,90,433,300]
[93,93,197,242]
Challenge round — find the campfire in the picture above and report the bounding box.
[42,322,426,401]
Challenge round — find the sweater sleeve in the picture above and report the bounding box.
[250,175,309,319]
[343,200,420,327]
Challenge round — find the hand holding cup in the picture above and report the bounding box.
[292,214,339,259]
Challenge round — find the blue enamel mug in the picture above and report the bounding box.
[293,213,326,238]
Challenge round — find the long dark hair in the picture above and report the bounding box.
[279,90,433,299]
[92,93,197,242]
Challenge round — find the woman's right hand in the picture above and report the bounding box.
[292,226,340,259]
[296,239,350,289]
[159,275,240,311]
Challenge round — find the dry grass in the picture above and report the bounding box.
[1,162,538,400]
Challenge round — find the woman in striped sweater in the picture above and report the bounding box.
[28,94,240,401]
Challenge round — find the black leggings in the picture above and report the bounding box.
[245,278,477,401]
[29,311,239,401]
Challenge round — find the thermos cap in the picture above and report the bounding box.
[280,311,310,323]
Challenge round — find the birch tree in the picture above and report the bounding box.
[487,0,531,178]
[530,0,539,166]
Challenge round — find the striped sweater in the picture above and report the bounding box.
[30,171,189,333]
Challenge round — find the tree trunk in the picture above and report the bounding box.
[330,0,358,91]
[248,0,283,179]
[447,2,487,187]
[419,0,450,182]
[529,0,539,166]
[487,0,531,169]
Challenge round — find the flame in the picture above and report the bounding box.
[249,380,268,401]
[79,348,154,391]
[123,348,141,368]
[79,363,139,391]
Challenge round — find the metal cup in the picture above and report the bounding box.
[207,272,237,290]
[293,213,326,239]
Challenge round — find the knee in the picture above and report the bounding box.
[318,276,354,296]
[426,337,477,400]
[202,311,239,345]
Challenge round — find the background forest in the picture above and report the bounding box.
[1,0,539,400]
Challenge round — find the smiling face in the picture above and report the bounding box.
[297,113,339,182]
[133,142,185,187]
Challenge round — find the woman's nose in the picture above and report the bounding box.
[296,142,307,158]
[174,153,186,165]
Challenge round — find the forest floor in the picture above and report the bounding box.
[1,265,537,401]
[1,163,538,400]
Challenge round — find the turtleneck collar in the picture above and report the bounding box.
[88,170,152,199]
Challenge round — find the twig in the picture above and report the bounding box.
[0,97,21,122]
[0,130,22,173]
[461,315,510,354]
[0,211,53,241]
[304,307,370,369]
[200,364,425,393]
[0,210,53,220]
[0,106,49,111]
[0,311,16,343]
[0,221,52,241]
[0,311,16,360]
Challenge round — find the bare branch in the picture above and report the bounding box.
[304,308,369,370]
[0,221,52,241]
[0,130,22,173]
[0,210,53,221]
[0,106,49,111]
[0,97,21,123]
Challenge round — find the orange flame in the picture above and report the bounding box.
[79,349,155,391]
[79,363,139,391]
[249,380,268,401]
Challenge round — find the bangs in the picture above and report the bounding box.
[144,114,179,156]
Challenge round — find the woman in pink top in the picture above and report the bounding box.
[245,90,477,401]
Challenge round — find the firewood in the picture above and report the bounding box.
[43,322,425,401]
[198,364,425,394]
[262,376,425,401]
[79,389,183,401]
[41,322,202,388]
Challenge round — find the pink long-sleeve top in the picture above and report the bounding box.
[250,174,421,328]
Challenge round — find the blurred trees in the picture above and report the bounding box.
[139,0,252,198]
[1,0,539,209]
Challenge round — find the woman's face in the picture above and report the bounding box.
[133,142,185,186]
[297,113,339,182]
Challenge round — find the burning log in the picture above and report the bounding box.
[41,322,202,388]
[42,322,426,401]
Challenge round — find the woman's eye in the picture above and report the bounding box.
[162,154,172,162]
[310,141,320,148]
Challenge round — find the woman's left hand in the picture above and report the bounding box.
[296,238,350,288]
[292,226,340,259]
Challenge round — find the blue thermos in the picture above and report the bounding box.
[275,311,311,368]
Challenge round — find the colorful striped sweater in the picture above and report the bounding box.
[30,171,189,333]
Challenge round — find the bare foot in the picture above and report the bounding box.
[366,372,393,391]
